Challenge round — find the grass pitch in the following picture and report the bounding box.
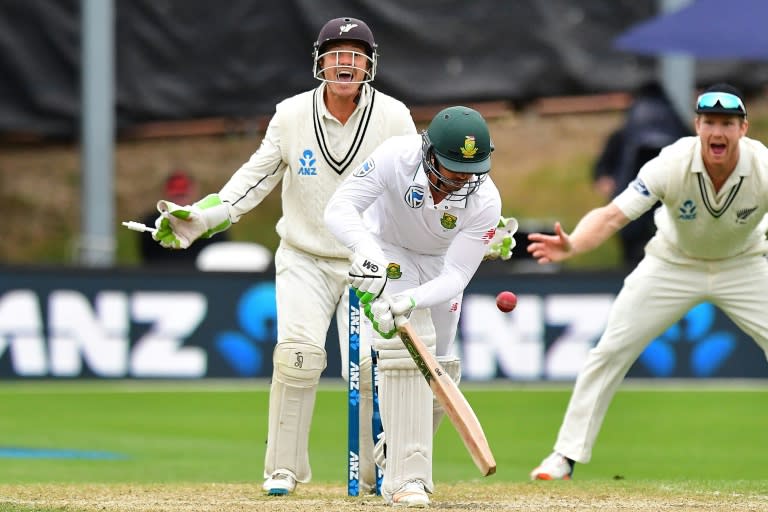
[0,380,767,511]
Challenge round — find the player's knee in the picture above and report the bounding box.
[273,341,326,387]
[438,355,461,384]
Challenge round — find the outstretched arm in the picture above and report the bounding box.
[527,203,629,264]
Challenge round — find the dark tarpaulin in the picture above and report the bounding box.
[0,0,80,136]
[1,0,767,138]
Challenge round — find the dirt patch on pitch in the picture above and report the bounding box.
[2,482,767,512]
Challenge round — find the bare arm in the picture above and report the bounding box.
[527,203,630,264]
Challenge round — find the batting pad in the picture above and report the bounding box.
[374,309,436,499]
[264,341,326,482]
[379,367,434,499]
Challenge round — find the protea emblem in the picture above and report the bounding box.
[460,136,477,159]
[440,213,458,229]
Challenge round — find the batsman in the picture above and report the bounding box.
[325,106,510,507]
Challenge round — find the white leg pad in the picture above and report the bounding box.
[379,367,434,500]
[374,309,436,499]
[433,356,461,435]
[264,341,326,483]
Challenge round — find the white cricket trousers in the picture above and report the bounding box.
[555,252,768,463]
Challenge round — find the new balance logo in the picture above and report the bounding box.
[361,260,379,272]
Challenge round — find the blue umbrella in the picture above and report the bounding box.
[615,0,768,60]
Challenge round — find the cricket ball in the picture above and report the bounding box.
[496,291,517,313]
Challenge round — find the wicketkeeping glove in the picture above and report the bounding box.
[152,193,232,249]
[348,247,388,303]
[484,215,519,261]
[363,293,416,339]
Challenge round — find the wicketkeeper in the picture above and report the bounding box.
[149,16,416,496]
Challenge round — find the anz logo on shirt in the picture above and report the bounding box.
[678,199,697,220]
[297,149,318,176]
[631,178,650,196]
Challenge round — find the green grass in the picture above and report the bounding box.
[1,381,767,484]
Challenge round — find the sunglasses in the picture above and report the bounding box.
[696,92,746,114]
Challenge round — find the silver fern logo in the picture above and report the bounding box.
[735,206,757,224]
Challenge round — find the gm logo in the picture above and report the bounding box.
[404,185,425,208]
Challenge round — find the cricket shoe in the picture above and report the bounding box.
[390,480,430,508]
[530,452,574,480]
[263,469,297,496]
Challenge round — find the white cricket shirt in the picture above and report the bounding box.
[325,134,502,308]
[613,136,768,261]
[218,83,416,259]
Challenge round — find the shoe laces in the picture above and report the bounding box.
[271,471,294,482]
[397,480,425,494]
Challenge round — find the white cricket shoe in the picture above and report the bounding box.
[530,452,574,480]
[391,480,430,508]
[262,469,297,496]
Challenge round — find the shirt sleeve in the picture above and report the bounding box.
[611,156,665,220]
[218,109,287,222]
[410,199,501,309]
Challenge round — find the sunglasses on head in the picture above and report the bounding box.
[696,92,746,114]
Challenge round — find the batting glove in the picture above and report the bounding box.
[364,298,397,339]
[484,215,519,261]
[348,246,388,303]
[363,293,416,339]
[153,193,231,249]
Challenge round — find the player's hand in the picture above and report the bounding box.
[363,293,416,338]
[363,297,397,339]
[526,221,572,263]
[348,249,388,303]
[153,193,231,249]
[484,216,518,261]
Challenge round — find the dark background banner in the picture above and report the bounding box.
[1,266,765,380]
[2,0,768,137]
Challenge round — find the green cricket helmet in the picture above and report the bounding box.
[421,106,493,199]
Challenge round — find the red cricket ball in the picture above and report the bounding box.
[496,291,517,312]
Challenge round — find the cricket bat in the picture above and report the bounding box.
[395,316,497,476]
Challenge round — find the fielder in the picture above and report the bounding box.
[149,17,416,495]
[528,83,768,480]
[325,106,502,506]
